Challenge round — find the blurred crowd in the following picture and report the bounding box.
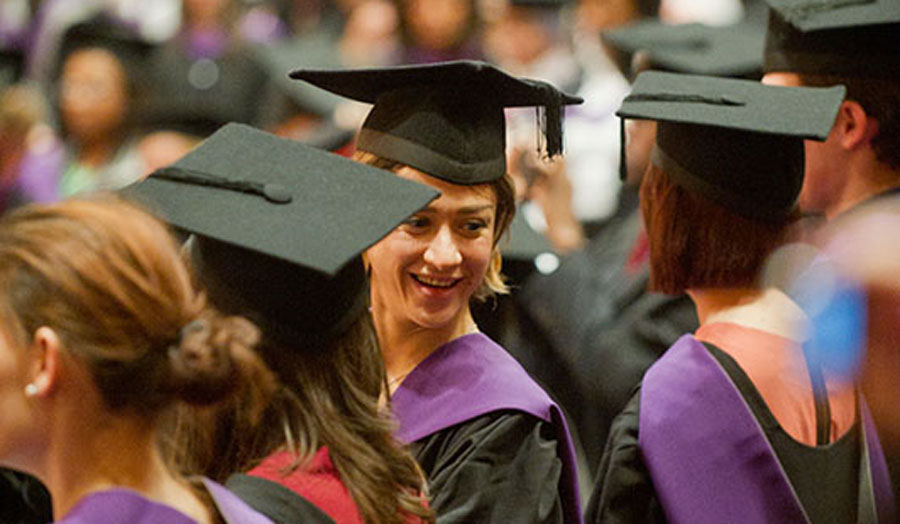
[0,0,756,220]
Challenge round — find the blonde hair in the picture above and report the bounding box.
[353,150,515,299]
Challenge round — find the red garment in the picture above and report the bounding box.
[248,447,363,524]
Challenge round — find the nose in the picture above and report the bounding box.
[423,225,462,269]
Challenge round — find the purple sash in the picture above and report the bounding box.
[640,334,894,524]
[57,478,272,523]
[391,333,583,524]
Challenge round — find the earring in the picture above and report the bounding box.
[24,383,39,397]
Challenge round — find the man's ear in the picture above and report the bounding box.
[837,100,880,151]
[26,327,63,398]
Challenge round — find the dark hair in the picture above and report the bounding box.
[352,150,516,299]
[165,267,433,523]
[0,196,259,416]
[640,163,795,294]
[799,73,900,170]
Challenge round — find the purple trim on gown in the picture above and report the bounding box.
[639,334,895,524]
[56,478,272,523]
[391,332,583,524]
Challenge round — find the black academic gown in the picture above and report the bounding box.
[409,411,564,523]
[517,208,697,472]
[587,343,874,524]
[0,469,52,524]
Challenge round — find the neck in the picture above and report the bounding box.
[827,154,900,219]
[76,138,118,168]
[374,303,477,389]
[688,286,809,341]
[39,405,208,522]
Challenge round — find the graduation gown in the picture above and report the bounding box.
[586,334,895,524]
[0,469,52,524]
[56,478,273,523]
[517,209,697,470]
[392,333,582,523]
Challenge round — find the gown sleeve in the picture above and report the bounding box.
[585,387,666,524]
[0,469,53,524]
[411,410,564,523]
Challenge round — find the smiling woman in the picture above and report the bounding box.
[293,60,583,523]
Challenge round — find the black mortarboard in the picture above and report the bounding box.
[617,71,845,221]
[764,0,900,77]
[603,20,766,78]
[289,60,583,185]
[122,123,438,343]
[253,36,344,118]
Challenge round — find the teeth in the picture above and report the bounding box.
[414,274,457,288]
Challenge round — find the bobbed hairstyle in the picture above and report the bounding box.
[640,163,796,295]
[0,196,259,416]
[353,149,516,300]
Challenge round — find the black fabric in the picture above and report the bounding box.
[652,128,803,222]
[763,8,900,77]
[516,209,697,473]
[705,343,861,524]
[290,60,582,184]
[225,473,335,524]
[410,410,564,523]
[585,386,665,524]
[0,469,53,524]
[586,343,864,524]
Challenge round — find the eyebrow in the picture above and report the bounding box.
[419,203,494,215]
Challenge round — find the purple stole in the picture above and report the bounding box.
[391,333,583,524]
[56,478,272,523]
[640,334,895,524]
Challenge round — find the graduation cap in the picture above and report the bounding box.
[289,60,583,185]
[252,35,344,118]
[121,123,439,344]
[617,71,846,221]
[602,20,766,78]
[764,0,900,77]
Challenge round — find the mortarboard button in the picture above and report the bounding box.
[122,123,439,343]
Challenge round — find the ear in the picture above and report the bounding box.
[26,327,63,398]
[836,100,880,151]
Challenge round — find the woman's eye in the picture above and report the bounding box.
[462,220,488,232]
[402,216,429,229]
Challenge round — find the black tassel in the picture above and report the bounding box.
[619,116,627,181]
[532,81,566,159]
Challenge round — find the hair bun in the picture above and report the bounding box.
[168,314,259,405]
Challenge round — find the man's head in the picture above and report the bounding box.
[762,2,900,218]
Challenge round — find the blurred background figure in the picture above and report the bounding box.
[0,81,63,210]
[145,0,266,137]
[397,0,481,63]
[51,17,150,198]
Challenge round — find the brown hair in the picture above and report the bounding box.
[353,150,516,299]
[164,278,434,523]
[799,74,900,171]
[640,164,794,294]
[0,196,260,416]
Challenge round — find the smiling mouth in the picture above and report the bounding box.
[411,274,462,289]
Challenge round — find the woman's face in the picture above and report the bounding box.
[60,48,128,144]
[404,0,471,51]
[367,167,496,330]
